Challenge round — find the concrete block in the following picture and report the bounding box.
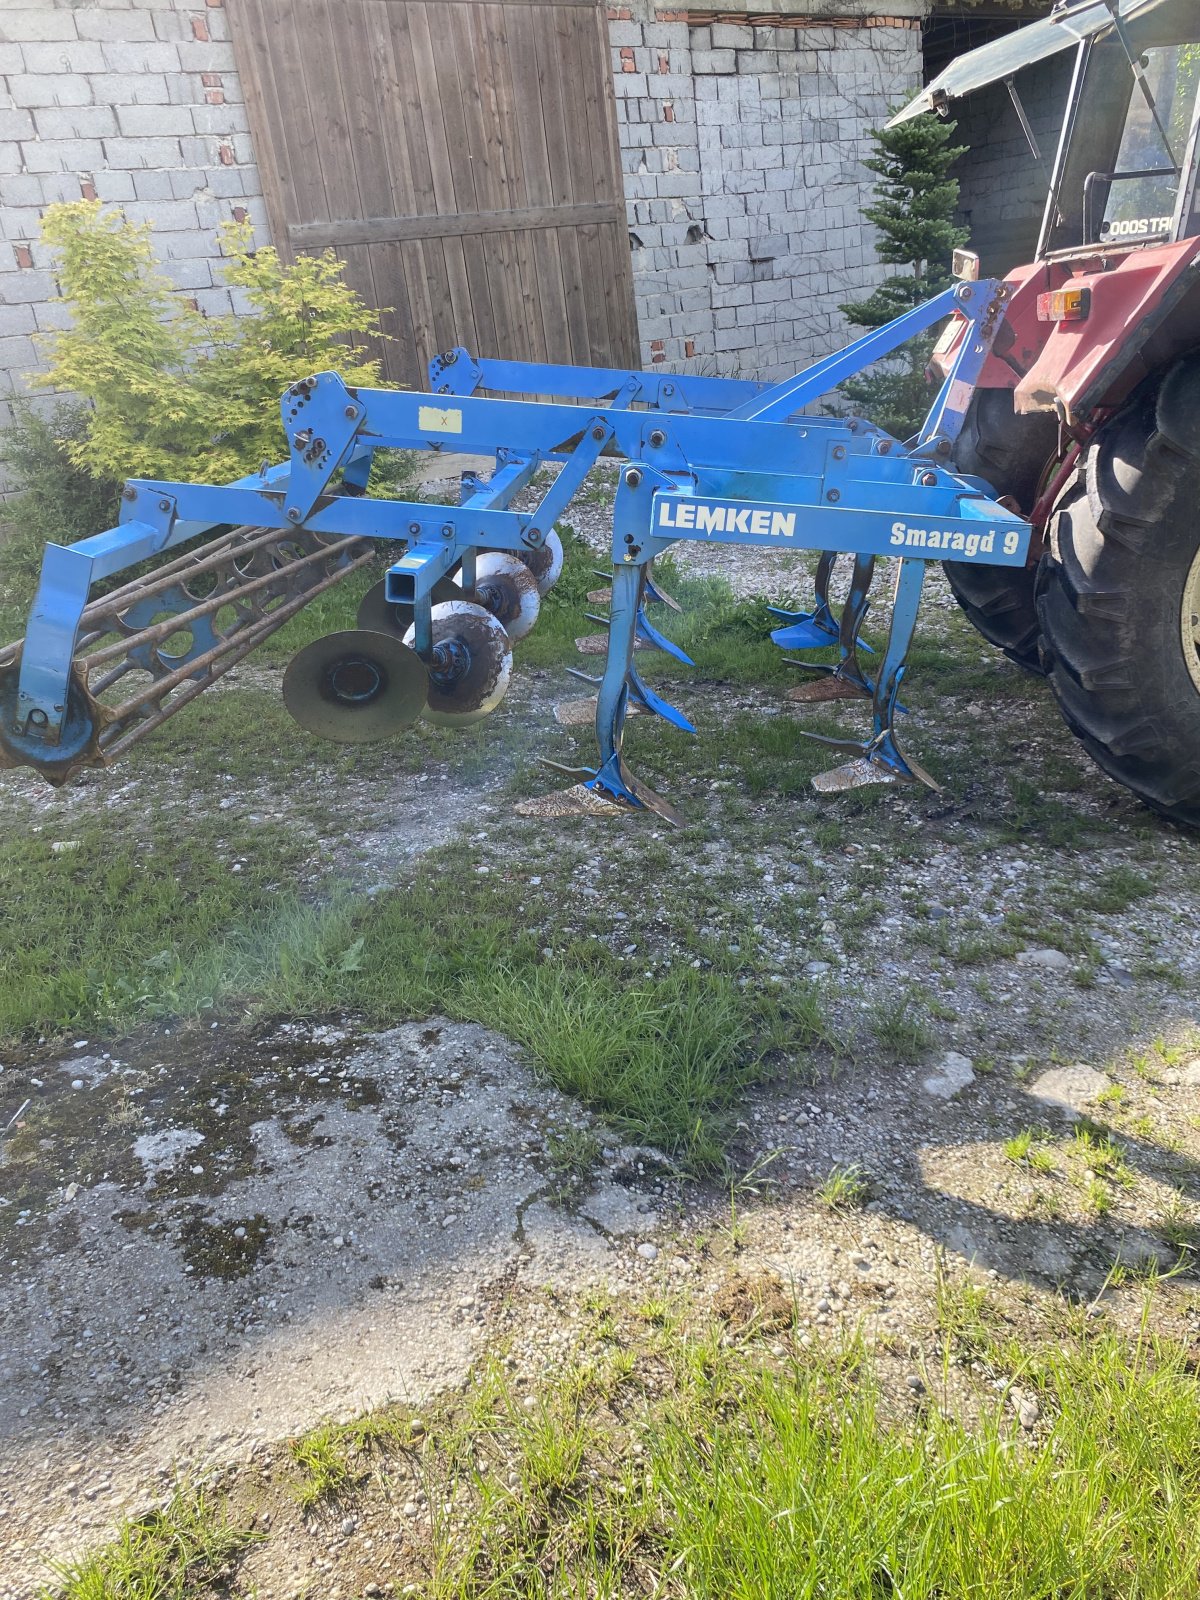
[20,139,106,175]
[0,302,36,338]
[100,40,180,73]
[190,103,249,136]
[100,137,183,169]
[0,10,78,42]
[152,10,197,42]
[116,104,196,137]
[19,40,107,72]
[0,335,40,371]
[8,73,95,107]
[192,286,233,319]
[157,228,219,260]
[32,299,74,332]
[692,49,734,74]
[0,174,46,206]
[0,43,25,72]
[93,168,137,202]
[174,41,236,72]
[161,257,215,290]
[0,107,36,141]
[77,9,159,41]
[86,72,170,104]
[131,170,184,202]
[32,105,119,140]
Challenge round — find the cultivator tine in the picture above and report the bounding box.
[644,565,682,613]
[786,554,879,704]
[591,561,680,612]
[547,562,685,824]
[768,550,839,649]
[769,551,876,655]
[635,607,694,666]
[627,664,695,733]
[802,559,940,794]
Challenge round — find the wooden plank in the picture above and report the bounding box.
[505,3,572,361]
[288,201,626,249]
[227,0,637,374]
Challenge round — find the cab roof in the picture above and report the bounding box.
[888,0,1173,126]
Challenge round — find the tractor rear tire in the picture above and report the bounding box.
[1036,359,1200,829]
[943,389,1058,673]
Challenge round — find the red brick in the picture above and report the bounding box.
[232,205,248,222]
[80,178,97,202]
[201,71,221,87]
[657,52,669,72]
[14,243,33,269]
[205,88,225,104]
[191,15,210,41]
[619,45,635,72]
[663,101,674,122]
[218,142,234,166]
[684,338,695,358]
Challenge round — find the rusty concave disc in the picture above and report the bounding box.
[282,628,428,743]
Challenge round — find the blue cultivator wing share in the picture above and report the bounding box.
[0,275,1029,820]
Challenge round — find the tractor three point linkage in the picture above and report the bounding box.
[2,0,1199,827]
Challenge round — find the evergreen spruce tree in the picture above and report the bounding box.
[839,115,969,439]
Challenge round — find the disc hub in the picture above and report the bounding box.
[325,655,386,705]
[430,637,471,686]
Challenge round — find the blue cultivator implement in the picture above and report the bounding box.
[0,275,1030,822]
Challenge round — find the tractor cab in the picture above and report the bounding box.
[1039,8,1200,258]
[898,0,1200,422]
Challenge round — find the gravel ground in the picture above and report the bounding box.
[1,461,1198,1595]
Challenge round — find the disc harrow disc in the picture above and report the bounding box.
[404,600,512,727]
[282,628,428,744]
[474,552,541,641]
[356,574,462,638]
[515,529,564,597]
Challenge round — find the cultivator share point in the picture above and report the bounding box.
[0,271,1036,819]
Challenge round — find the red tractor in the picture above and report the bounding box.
[897,0,1200,826]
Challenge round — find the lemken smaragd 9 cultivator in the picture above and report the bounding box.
[0,275,1029,822]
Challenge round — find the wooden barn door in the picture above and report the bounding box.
[228,0,639,385]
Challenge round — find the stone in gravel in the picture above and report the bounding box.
[1180,1059,1200,1087]
[804,961,830,976]
[1015,948,1071,972]
[1027,1064,1109,1118]
[922,1052,975,1100]
[1016,1395,1040,1429]
[636,1242,658,1262]
[132,1127,204,1177]
[905,1374,924,1393]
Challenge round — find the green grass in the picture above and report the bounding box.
[865,990,934,1061]
[1002,1127,1056,1173]
[41,1484,258,1600]
[815,1162,870,1212]
[0,817,316,1036]
[39,1284,1200,1600]
[354,1310,1200,1599]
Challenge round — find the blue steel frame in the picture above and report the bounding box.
[7,276,1029,808]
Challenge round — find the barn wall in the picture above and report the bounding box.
[0,0,267,440]
[608,4,924,377]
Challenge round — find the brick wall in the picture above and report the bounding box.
[609,5,923,377]
[0,0,267,440]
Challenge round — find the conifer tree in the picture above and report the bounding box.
[839,114,969,439]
